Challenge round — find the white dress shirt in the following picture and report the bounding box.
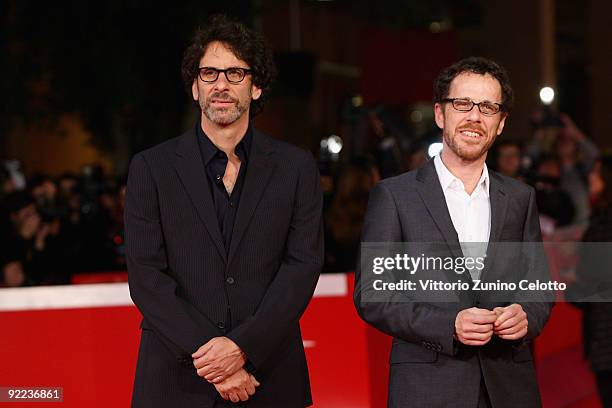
[434,154,491,279]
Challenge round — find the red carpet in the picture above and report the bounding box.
[536,303,602,408]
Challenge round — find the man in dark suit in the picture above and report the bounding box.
[354,57,553,407]
[125,15,323,407]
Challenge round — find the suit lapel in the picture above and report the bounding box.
[488,172,508,244]
[479,172,508,282]
[175,128,227,262]
[416,160,463,259]
[415,160,474,301]
[227,129,275,265]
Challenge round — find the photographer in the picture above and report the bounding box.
[1,191,63,286]
[527,113,599,226]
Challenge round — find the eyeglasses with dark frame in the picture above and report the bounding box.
[440,98,504,116]
[198,67,252,84]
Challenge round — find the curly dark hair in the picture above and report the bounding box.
[181,14,276,117]
[433,57,514,113]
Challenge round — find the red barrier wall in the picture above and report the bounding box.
[0,273,600,407]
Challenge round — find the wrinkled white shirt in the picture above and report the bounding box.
[434,154,490,279]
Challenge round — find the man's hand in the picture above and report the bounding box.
[493,304,528,340]
[192,337,246,383]
[454,307,497,346]
[560,113,586,142]
[214,368,260,403]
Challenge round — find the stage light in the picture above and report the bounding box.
[539,87,555,105]
[428,142,443,158]
[326,135,343,154]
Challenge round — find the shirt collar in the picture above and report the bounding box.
[196,121,252,166]
[433,154,490,197]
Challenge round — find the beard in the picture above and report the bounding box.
[443,125,496,162]
[200,91,250,126]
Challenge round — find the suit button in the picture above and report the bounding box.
[217,322,225,330]
[178,356,191,366]
[226,277,235,285]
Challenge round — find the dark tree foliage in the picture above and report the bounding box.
[331,0,453,29]
[0,1,254,155]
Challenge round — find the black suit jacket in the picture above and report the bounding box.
[125,127,323,407]
[354,160,553,408]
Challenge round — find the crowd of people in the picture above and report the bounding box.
[322,109,607,273]
[0,164,126,286]
[0,111,607,286]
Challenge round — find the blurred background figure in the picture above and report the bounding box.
[0,165,128,286]
[530,155,576,235]
[1,191,62,286]
[489,140,524,179]
[571,155,612,407]
[367,107,403,179]
[2,160,27,192]
[404,142,429,171]
[323,158,379,273]
[29,174,58,210]
[527,113,599,227]
[349,105,407,180]
[0,166,17,200]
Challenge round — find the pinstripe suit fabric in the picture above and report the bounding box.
[125,127,323,407]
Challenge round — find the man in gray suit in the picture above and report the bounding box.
[354,57,553,407]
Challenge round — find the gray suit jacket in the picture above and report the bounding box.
[354,159,553,408]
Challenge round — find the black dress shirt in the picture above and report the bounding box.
[196,122,251,252]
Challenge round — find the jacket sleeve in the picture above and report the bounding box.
[354,182,459,357]
[225,153,324,369]
[125,153,220,358]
